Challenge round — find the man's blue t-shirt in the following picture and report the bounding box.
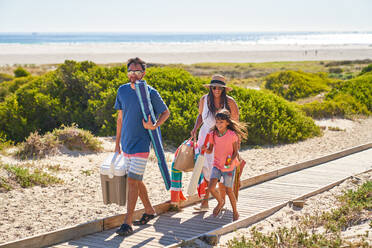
[114,83,167,154]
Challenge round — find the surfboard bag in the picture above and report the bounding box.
[134,80,171,190]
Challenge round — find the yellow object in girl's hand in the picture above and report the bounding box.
[224,155,231,169]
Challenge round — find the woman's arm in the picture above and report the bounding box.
[205,143,214,154]
[228,97,239,121]
[191,95,206,137]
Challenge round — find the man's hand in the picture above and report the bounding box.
[115,144,122,154]
[143,115,157,130]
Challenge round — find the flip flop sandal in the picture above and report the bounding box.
[116,223,133,237]
[133,213,156,226]
[193,206,209,211]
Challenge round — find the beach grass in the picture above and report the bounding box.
[0,163,63,188]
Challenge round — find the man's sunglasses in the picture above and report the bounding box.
[127,70,143,76]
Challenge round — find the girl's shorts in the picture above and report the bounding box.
[210,167,236,188]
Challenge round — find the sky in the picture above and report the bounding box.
[0,0,371,33]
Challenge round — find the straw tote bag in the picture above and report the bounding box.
[173,138,195,172]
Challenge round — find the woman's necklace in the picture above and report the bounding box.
[217,129,227,137]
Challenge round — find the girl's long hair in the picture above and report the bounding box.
[211,109,248,141]
[207,86,230,116]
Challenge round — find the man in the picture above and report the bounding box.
[114,57,170,236]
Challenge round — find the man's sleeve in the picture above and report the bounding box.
[114,89,122,110]
[150,89,167,116]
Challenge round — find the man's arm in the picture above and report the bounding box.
[115,110,123,153]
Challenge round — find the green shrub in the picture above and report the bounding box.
[264,71,331,101]
[0,176,12,191]
[359,63,372,75]
[229,86,321,145]
[301,94,370,119]
[327,73,372,111]
[0,60,321,146]
[14,67,30,78]
[16,125,103,159]
[16,131,60,159]
[328,67,343,74]
[0,73,13,83]
[52,124,103,152]
[0,132,13,151]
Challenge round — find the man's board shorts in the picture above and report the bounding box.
[123,152,149,181]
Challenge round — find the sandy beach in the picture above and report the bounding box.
[1,44,372,65]
[0,117,371,244]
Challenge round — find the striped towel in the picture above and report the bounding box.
[135,80,171,190]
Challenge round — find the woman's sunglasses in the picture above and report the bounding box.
[212,86,224,91]
[127,70,143,76]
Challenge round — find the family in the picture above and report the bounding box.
[114,57,247,237]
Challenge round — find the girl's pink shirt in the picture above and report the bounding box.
[207,129,238,171]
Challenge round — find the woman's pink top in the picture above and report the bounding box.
[207,129,238,172]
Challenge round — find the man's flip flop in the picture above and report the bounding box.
[133,213,156,226]
[116,223,133,237]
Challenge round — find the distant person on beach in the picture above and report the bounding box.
[190,74,243,210]
[203,109,248,221]
[114,57,170,237]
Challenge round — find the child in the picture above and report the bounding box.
[203,109,247,221]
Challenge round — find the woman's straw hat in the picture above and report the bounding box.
[204,74,233,92]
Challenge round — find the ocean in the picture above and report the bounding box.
[1,32,371,64]
[0,32,371,45]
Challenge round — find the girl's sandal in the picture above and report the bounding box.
[213,200,225,217]
[116,224,133,237]
[133,213,156,226]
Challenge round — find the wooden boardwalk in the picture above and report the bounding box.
[51,148,372,248]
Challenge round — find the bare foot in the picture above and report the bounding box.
[213,200,225,217]
[233,211,239,221]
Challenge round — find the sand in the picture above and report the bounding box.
[0,117,371,244]
[0,44,372,65]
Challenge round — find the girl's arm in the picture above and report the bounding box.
[230,141,239,162]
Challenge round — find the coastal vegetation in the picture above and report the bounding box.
[16,124,103,159]
[0,163,63,192]
[0,60,323,146]
[0,60,370,148]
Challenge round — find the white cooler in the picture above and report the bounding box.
[100,153,128,206]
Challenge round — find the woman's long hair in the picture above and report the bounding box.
[211,109,248,141]
[207,86,230,116]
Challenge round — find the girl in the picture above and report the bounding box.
[204,109,247,221]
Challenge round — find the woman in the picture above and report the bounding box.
[191,74,240,210]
